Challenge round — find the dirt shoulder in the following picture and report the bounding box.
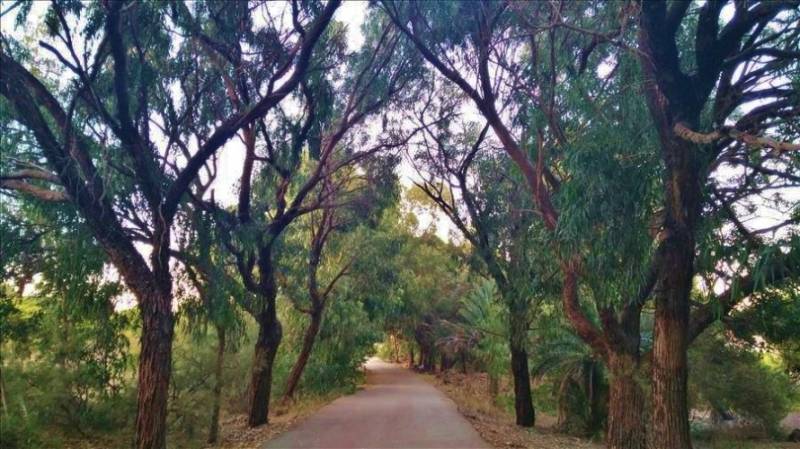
[421,370,602,449]
[212,392,346,449]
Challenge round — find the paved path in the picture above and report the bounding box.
[264,358,490,448]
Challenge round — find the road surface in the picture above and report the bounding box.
[264,358,490,448]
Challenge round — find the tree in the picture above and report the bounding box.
[380,2,658,442]
[407,96,549,426]
[636,3,800,447]
[175,210,246,445]
[0,2,338,446]
[282,152,399,401]
[190,7,423,425]
[383,2,799,448]
[0,192,131,446]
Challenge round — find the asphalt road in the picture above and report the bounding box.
[263,358,490,449]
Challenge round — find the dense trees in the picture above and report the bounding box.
[1,2,338,447]
[1,1,798,449]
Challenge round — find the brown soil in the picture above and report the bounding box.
[423,370,603,449]
[212,395,338,449]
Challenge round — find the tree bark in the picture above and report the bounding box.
[247,310,282,427]
[208,326,226,445]
[607,354,646,449]
[637,11,704,446]
[135,287,175,449]
[282,308,323,401]
[651,233,694,449]
[488,373,499,398]
[510,345,535,427]
[508,302,535,427]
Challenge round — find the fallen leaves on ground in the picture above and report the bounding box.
[212,396,336,449]
[425,370,602,449]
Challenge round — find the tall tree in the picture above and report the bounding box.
[407,95,545,426]
[0,2,338,447]
[282,153,398,401]
[636,2,799,447]
[192,8,423,426]
[380,1,655,439]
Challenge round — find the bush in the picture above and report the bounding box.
[689,328,798,438]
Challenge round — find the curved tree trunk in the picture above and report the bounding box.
[135,287,175,449]
[208,326,226,444]
[282,309,323,402]
[607,354,646,449]
[247,310,282,427]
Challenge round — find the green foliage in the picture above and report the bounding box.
[689,328,798,437]
[456,280,507,378]
[277,297,379,396]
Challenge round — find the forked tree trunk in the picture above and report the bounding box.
[135,287,175,449]
[247,310,282,427]
[283,308,323,401]
[607,353,646,449]
[208,326,226,444]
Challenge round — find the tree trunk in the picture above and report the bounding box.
[247,311,282,427]
[0,368,8,417]
[135,288,175,449]
[607,354,646,449]
[424,348,435,373]
[440,353,449,372]
[586,361,607,436]
[651,235,694,449]
[282,308,323,402]
[408,345,415,368]
[208,326,226,445]
[507,302,535,427]
[488,373,499,398]
[648,123,698,449]
[510,345,535,427]
[638,23,701,446]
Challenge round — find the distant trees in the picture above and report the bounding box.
[407,91,546,426]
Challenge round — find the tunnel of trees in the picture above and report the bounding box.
[0,1,798,449]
